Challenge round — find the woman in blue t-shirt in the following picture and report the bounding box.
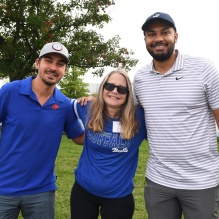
[70,69,147,219]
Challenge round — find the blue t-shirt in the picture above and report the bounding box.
[0,76,84,195]
[74,102,147,198]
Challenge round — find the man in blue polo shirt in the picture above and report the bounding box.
[0,42,84,219]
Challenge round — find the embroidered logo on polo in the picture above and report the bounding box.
[176,76,184,80]
[52,104,59,110]
[87,130,130,153]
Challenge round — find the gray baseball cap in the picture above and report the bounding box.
[38,42,69,64]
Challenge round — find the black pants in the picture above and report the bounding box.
[70,181,134,219]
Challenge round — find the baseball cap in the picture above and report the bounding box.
[142,12,176,32]
[38,42,69,64]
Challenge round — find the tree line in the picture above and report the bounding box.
[0,0,138,98]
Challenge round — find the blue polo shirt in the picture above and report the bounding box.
[0,76,84,195]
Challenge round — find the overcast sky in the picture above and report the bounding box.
[83,0,219,83]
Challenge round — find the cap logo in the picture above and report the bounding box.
[52,43,63,51]
[152,13,160,18]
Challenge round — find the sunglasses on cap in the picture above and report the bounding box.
[103,83,129,95]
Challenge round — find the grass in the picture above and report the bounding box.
[18,136,219,218]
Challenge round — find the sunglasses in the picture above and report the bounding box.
[103,83,129,95]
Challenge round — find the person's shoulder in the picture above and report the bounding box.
[183,54,218,73]
[134,64,151,82]
[184,53,212,65]
[73,100,91,121]
[76,101,92,111]
[54,88,72,102]
[135,64,150,74]
[0,79,22,92]
[71,99,91,110]
[135,105,144,117]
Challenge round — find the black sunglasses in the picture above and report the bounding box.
[103,83,129,95]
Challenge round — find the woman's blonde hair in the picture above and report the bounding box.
[88,69,139,139]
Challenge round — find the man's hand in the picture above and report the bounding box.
[77,96,96,106]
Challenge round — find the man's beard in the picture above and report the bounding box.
[42,71,60,86]
[147,43,175,61]
[42,76,58,86]
[42,78,57,86]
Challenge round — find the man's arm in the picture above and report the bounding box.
[71,132,85,145]
[213,109,219,129]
